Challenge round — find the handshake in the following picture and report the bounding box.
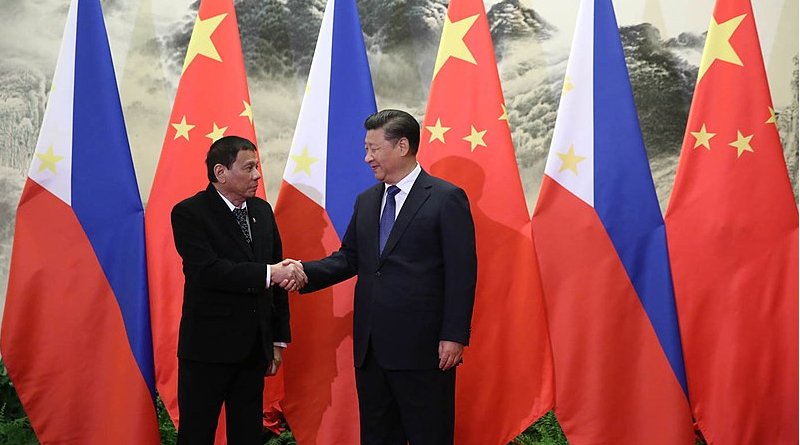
[270,259,307,291]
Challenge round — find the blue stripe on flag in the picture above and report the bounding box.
[70,0,155,397]
[592,0,688,394]
[326,0,378,238]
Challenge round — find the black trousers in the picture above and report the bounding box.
[177,338,268,445]
[355,346,456,445]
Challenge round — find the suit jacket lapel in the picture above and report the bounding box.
[205,184,256,261]
[364,183,383,263]
[247,199,270,262]
[379,170,432,264]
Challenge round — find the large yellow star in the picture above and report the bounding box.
[462,125,487,151]
[765,106,777,125]
[182,13,227,73]
[557,145,586,175]
[291,146,319,176]
[698,14,746,82]
[728,130,754,158]
[171,115,195,141]
[426,118,451,143]
[205,122,228,142]
[433,14,479,79]
[690,124,716,150]
[240,100,254,126]
[36,145,64,174]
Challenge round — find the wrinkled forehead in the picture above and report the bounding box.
[365,128,389,146]
[235,148,259,165]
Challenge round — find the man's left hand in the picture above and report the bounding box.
[267,345,283,376]
[438,340,464,371]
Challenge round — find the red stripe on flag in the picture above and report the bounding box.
[533,177,694,445]
[275,181,360,445]
[2,179,159,444]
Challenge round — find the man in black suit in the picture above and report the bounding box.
[300,109,477,445]
[171,136,306,445]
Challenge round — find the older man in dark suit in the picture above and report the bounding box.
[171,136,305,445]
[300,109,477,445]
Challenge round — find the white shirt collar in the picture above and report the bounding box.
[386,163,421,195]
[216,188,247,211]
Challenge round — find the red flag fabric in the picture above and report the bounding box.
[144,0,276,438]
[665,0,799,443]
[417,0,554,442]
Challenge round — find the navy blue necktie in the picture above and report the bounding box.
[379,185,401,253]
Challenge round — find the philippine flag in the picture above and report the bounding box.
[530,0,694,443]
[273,0,376,443]
[0,0,160,443]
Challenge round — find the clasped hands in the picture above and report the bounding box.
[270,258,307,291]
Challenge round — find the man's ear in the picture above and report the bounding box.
[398,137,410,156]
[214,164,226,183]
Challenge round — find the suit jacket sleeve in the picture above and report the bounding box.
[270,212,291,343]
[439,187,477,345]
[171,202,267,294]
[300,197,360,293]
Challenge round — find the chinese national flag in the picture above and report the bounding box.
[144,0,276,439]
[417,0,554,443]
[665,0,799,443]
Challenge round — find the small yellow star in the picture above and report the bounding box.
[562,75,574,96]
[691,124,716,150]
[36,145,64,174]
[182,13,227,73]
[728,130,754,158]
[205,122,228,142]
[557,145,586,175]
[240,100,254,126]
[462,125,487,151]
[765,106,777,125]
[433,14,480,78]
[426,118,451,143]
[291,146,319,176]
[698,14,746,82]
[499,103,508,121]
[171,115,195,141]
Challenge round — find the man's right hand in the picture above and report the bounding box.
[271,259,307,291]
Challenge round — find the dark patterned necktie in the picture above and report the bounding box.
[379,185,401,253]
[232,208,252,244]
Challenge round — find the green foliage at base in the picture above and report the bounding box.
[0,361,38,445]
[511,411,568,445]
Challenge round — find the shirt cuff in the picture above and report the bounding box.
[265,264,271,288]
[273,342,288,348]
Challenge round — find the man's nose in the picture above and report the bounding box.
[253,168,262,180]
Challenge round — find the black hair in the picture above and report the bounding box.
[206,136,257,182]
[364,109,420,154]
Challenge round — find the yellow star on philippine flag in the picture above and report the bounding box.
[171,115,195,141]
[698,14,746,82]
[562,75,574,96]
[182,13,227,73]
[36,145,64,174]
[240,100,254,126]
[426,118,451,143]
[728,130,754,158]
[691,124,716,150]
[291,146,319,176]
[433,14,479,78]
[205,122,228,142]
[557,145,586,175]
[463,125,487,151]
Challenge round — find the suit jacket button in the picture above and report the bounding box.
[375,271,382,278]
